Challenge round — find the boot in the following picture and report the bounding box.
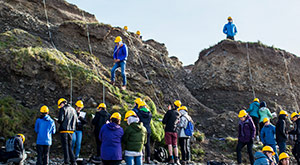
[146,157,151,164]
[168,158,174,164]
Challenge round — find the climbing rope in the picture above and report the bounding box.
[42,0,73,105]
[246,43,256,99]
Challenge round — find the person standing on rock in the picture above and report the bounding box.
[260,118,278,163]
[236,110,255,165]
[276,110,288,154]
[91,103,111,161]
[246,98,260,141]
[111,36,128,90]
[223,16,237,40]
[288,112,300,164]
[162,100,181,165]
[258,101,272,132]
[72,100,87,159]
[57,98,78,165]
[35,105,56,165]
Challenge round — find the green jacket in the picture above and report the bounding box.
[122,122,147,152]
[259,107,272,123]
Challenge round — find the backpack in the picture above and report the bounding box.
[154,147,168,162]
[5,137,16,152]
[184,118,194,136]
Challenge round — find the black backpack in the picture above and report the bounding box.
[154,147,168,162]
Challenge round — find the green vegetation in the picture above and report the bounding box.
[191,147,205,162]
[193,131,205,142]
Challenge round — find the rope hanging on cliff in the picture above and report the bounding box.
[283,57,299,111]
[42,0,73,105]
[246,43,256,99]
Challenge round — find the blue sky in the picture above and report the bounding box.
[67,0,300,65]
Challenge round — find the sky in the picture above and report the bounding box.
[67,0,300,65]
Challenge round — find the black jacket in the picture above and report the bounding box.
[5,136,24,157]
[289,118,300,142]
[136,108,152,133]
[276,114,287,143]
[162,109,180,132]
[58,104,77,132]
[76,111,87,131]
[92,110,111,135]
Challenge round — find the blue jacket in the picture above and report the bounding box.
[260,124,276,145]
[254,152,270,165]
[223,22,237,37]
[246,101,260,118]
[99,122,124,160]
[113,44,128,61]
[35,115,56,145]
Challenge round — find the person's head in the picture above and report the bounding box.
[227,16,233,22]
[114,36,122,46]
[174,100,182,109]
[57,98,67,109]
[110,112,121,125]
[260,101,267,108]
[177,106,188,113]
[16,134,25,143]
[124,110,137,124]
[279,110,288,119]
[238,110,248,122]
[136,30,141,36]
[124,26,128,31]
[75,100,84,112]
[40,105,49,115]
[291,112,299,122]
[97,103,106,111]
[263,118,270,126]
[253,98,260,103]
[138,101,147,109]
[262,146,275,159]
[279,152,290,165]
[134,98,143,108]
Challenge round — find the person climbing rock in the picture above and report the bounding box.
[124,26,128,31]
[246,98,260,141]
[72,100,87,159]
[111,36,128,90]
[236,110,255,165]
[0,134,26,164]
[162,100,181,165]
[177,106,193,165]
[254,146,276,165]
[258,101,272,132]
[135,101,152,164]
[260,118,278,162]
[99,112,124,165]
[92,103,111,161]
[136,30,142,39]
[278,152,290,165]
[57,98,78,165]
[35,105,56,165]
[132,98,143,114]
[276,110,288,154]
[223,16,237,40]
[123,110,147,165]
[288,112,300,164]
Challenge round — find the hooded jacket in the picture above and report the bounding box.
[223,22,237,37]
[162,108,180,132]
[136,107,152,133]
[254,152,270,165]
[276,114,287,143]
[259,107,272,123]
[58,104,77,132]
[246,101,260,118]
[35,114,56,145]
[238,115,256,143]
[123,118,147,152]
[92,110,111,135]
[113,44,128,61]
[260,124,276,145]
[178,110,192,138]
[99,122,124,160]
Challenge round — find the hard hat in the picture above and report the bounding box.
[134,98,143,104]
[263,118,269,123]
[75,100,84,108]
[58,98,67,108]
[174,100,182,107]
[124,26,128,30]
[228,16,232,20]
[262,146,275,155]
[114,36,122,43]
[17,134,25,143]
[291,112,298,120]
[279,152,290,161]
[279,110,288,116]
[110,112,121,120]
[138,101,147,109]
[97,103,106,109]
[238,110,247,118]
[136,30,141,35]
[124,110,137,121]
[178,106,188,111]
[253,98,260,103]
[40,105,49,113]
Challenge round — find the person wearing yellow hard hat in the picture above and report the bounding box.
[258,101,273,132]
[288,112,300,164]
[237,110,255,165]
[132,98,143,113]
[276,110,288,155]
[260,118,279,162]
[223,16,237,40]
[35,105,56,165]
[99,112,124,164]
[246,98,260,141]
[111,36,128,90]
[254,146,276,165]
[278,152,289,165]
[57,98,78,164]
[91,103,111,161]
[124,26,128,31]
[71,100,87,159]
[136,30,142,39]
[0,134,26,163]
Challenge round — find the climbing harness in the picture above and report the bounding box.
[246,43,256,99]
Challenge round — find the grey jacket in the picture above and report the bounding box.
[58,104,77,132]
[177,110,192,138]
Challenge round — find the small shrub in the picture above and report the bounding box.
[193,131,205,142]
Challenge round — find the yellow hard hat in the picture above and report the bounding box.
[291,112,298,120]
[263,118,269,123]
[228,16,232,20]
[124,26,128,30]
[136,30,141,35]
[110,112,121,120]
[58,98,67,108]
[279,110,288,116]
[262,146,275,155]
[174,100,182,107]
[134,98,143,104]
[238,110,248,118]
[97,103,106,109]
[279,152,290,161]
[17,134,25,143]
[138,101,147,109]
[253,98,260,103]
[124,110,137,121]
[114,36,122,43]
[178,106,188,111]
[40,105,49,113]
[75,100,84,108]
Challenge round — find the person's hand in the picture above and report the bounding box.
[114,59,120,63]
[92,114,95,118]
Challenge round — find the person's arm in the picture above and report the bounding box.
[267,109,272,119]
[92,112,99,125]
[79,115,87,125]
[234,25,237,35]
[113,46,117,60]
[246,103,253,113]
[35,119,39,133]
[58,108,64,124]
[260,128,265,144]
[223,24,227,34]
[250,119,256,140]
[51,120,56,134]
[122,128,129,149]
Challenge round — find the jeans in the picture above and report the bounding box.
[145,133,151,159]
[60,133,76,164]
[277,141,286,154]
[95,132,101,157]
[111,61,126,86]
[293,142,300,164]
[236,140,254,165]
[72,130,82,158]
[227,36,235,40]
[125,156,142,165]
[36,145,50,165]
[179,138,191,161]
[267,144,279,163]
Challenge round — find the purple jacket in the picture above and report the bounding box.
[99,122,124,160]
[238,115,256,142]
